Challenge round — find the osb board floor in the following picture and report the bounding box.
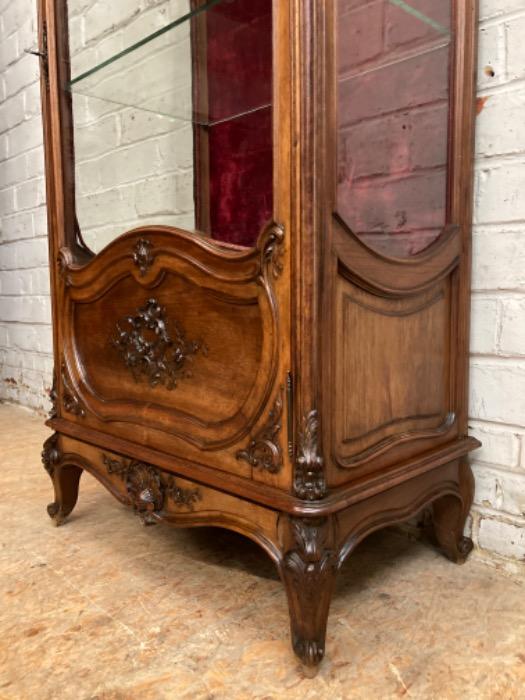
[0,404,524,700]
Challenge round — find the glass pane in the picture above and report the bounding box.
[336,0,452,258]
[67,0,273,253]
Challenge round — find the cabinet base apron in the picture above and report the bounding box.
[43,427,479,673]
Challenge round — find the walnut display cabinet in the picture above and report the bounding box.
[37,0,481,672]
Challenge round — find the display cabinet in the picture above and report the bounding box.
[37,0,480,672]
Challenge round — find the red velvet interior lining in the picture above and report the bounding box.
[205,0,273,247]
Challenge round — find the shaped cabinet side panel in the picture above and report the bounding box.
[53,227,290,485]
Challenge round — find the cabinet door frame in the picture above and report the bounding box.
[319,0,479,486]
[38,0,295,491]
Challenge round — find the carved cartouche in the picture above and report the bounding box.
[111,298,206,391]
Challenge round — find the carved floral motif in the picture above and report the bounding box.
[294,410,327,500]
[236,389,284,474]
[111,299,206,390]
[132,238,154,276]
[103,454,201,525]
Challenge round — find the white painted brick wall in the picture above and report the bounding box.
[468,0,525,569]
[1,1,525,567]
[0,0,52,411]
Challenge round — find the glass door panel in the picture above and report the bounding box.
[336,0,453,258]
[67,0,273,253]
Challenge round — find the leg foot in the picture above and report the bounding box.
[47,501,67,526]
[280,517,338,672]
[42,434,83,526]
[432,459,474,564]
[301,663,320,679]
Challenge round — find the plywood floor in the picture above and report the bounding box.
[1,403,524,700]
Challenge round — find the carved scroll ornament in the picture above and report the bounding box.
[258,222,285,281]
[111,298,206,390]
[236,389,284,474]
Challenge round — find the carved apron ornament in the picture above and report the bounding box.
[127,463,164,525]
[110,298,206,390]
[103,454,201,525]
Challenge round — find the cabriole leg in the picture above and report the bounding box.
[42,433,83,526]
[279,516,339,675]
[432,459,474,564]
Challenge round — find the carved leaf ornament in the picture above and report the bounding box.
[294,410,327,500]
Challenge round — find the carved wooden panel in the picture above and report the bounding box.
[58,227,283,470]
[72,271,262,422]
[331,272,456,471]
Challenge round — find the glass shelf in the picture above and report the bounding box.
[67,0,272,127]
[388,0,450,36]
[68,0,274,253]
[69,1,222,85]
